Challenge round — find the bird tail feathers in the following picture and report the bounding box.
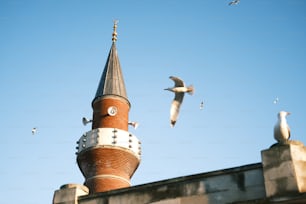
[187,85,194,95]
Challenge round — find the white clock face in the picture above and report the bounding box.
[107,106,118,116]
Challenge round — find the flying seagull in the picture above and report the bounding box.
[229,0,240,6]
[32,127,37,135]
[273,97,279,104]
[274,111,291,144]
[164,76,194,127]
[200,101,204,110]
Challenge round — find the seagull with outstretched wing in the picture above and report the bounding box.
[164,76,194,127]
[229,0,240,6]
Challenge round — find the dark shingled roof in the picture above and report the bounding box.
[92,42,129,106]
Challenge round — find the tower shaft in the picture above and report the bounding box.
[76,22,141,194]
[92,97,129,130]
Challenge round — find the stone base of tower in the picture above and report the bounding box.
[77,146,140,194]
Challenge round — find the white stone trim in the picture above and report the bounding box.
[76,128,141,159]
[87,174,131,185]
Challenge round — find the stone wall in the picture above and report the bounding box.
[77,163,265,204]
[53,141,306,204]
[261,140,306,198]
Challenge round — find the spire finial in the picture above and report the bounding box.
[112,20,119,42]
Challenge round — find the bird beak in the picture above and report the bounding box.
[287,112,291,116]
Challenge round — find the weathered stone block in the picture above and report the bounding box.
[53,183,89,204]
[261,141,306,197]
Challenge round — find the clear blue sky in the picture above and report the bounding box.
[1,0,306,203]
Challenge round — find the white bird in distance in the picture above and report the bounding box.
[200,101,204,110]
[164,76,194,127]
[229,0,240,6]
[128,121,139,129]
[32,127,37,135]
[82,117,92,126]
[274,111,291,144]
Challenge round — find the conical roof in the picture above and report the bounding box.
[92,22,129,106]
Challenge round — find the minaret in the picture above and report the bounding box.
[76,21,141,194]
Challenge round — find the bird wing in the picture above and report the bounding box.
[170,92,184,127]
[273,122,280,141]
[229,0,239,5]
[170,76,185,87]
[287,124,291,139]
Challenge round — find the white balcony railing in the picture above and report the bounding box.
[76,128,141,159]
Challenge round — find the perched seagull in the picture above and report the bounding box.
[164,76,194,127]
[229,0,240,6]
[200,101,204,110]
[32,127,37,135]
[274,111,291,144]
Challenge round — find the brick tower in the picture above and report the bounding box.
[76,21,141,194]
